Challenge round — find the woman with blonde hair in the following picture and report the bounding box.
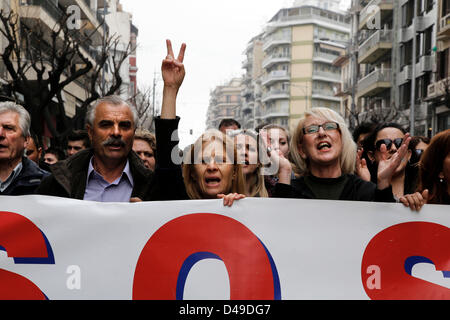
[142,39,245,206]
[273,107,418,204]
[182,129,246,201]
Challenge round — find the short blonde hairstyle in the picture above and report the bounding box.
[182,129,246,199]
[290,107,357,175]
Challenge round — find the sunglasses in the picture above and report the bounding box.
[303,122,340,135]
[375,138,403,151]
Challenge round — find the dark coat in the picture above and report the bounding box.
[273,174,395,202]
[36,148,152,200]
[1,157,50,196]
[37,117,188,201]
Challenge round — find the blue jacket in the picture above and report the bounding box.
[0,157,50,196]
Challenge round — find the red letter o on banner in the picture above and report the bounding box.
[133,213,280,300]
[0,211,54,300]
[361,222,450,300]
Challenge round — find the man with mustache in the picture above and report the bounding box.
[37,94,184,202]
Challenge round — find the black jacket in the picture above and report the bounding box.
[1,157,49,196]
[274,174,395,202]
[37,117,188,201]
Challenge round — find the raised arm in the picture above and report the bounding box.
[161,39,186,119]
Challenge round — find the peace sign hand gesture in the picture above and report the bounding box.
[161,39,186,91]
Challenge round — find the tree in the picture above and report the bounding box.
[346,97,402,132]
[131,84,157,131]
[0,5,131,146]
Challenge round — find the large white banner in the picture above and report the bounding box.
[0,195,449,300]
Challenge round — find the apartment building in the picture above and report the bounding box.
[206,78,244,130]
[129,22,138,98]
[426,0,450,133]
[353,0,437,135]
[1,0,135,119]
[103,0,135,100]
[250,0,350,132]
[241,34,264,129]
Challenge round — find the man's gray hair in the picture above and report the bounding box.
[0,101,31,137]
[85,95,138,128]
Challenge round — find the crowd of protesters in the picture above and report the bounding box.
[0,40,449,208]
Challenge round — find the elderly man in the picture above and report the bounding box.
[37,95,184,202]
[0,102,49,195]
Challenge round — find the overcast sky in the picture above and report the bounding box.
[119,0,351,148]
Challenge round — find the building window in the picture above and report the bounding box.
[443,0,450,15]
[399,82,411,109]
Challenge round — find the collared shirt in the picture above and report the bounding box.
[83,157,134,202]
[0,161,23,193]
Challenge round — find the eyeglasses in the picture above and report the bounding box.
[303,122,340,135]
[375,138,403,151]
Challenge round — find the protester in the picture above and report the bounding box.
[352,122,376,178]
[25,133,43,164]
[159,39,244,206]
[229,129,268,197]
[66,130,91,157]
[416,129,450,205]
[362,123,418,199]
[0,102,49,195]
[218,118,241,134]
[36,94,183,202]
[273,108,427,210]
[259,124,294,196]
[182,130,247,202]
[133,129,156,171]
[353,122,376,151]
[43,146,66,165]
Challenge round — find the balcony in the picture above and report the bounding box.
[262,32,291,52]
[439,13,450,38]
[261,70,290,86]
[334,79,353,97]
[267,6,350,32]
[261,105,290,120]
[242,58,251,69]
[60,0,108,44]
[19,0,64,31]
[314,50,340,64]
[312,88,341,102]
[400,24,414,43]
[262,89,290,102]
[357,68,392,98]
[359,0,393,30]
[416,55,433,75]
[358,30,393,64]
[312,70,341,83]
[416,13,435,33]
[262,53,290,69]
[398,65,412,85]
[20,0,105,47]
[426,77,450,100]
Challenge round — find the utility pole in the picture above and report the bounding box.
[152,71,157,117]
[410,0,418,136]
[350,0,359,131]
